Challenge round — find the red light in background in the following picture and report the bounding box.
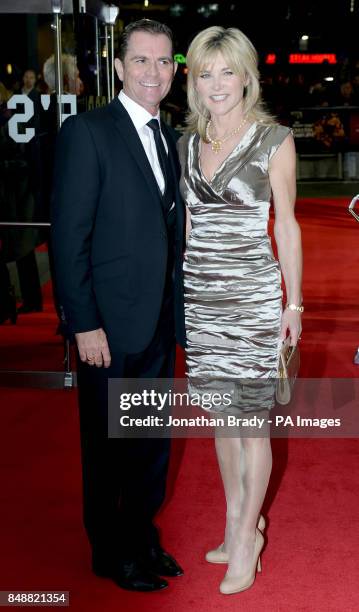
[265,54,276,64]
[289,53,337,64]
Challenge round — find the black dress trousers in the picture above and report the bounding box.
[76,216,176,565]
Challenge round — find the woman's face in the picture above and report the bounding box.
[195,51,246,119]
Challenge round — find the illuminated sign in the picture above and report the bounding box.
[265,54,276,64]
[171,52,338,67]
[174,53,186,64]
[289,54,337,64]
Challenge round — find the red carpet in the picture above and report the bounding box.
[0,281,66,372]
[0,197,359,610]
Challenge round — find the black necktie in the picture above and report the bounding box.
[147,118,174,212]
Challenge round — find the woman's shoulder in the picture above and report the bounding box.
[262,122,293,161]
[255,120,291,148]
[265,122,292,143]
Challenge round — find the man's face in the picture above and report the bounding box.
[23,70,36,90]
[115,31,177,115]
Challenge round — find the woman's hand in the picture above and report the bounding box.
[279,309,302,346]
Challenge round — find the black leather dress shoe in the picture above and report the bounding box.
[143,547,184,577]
[92,559,168,592]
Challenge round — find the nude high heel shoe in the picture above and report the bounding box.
[205,514,265,564]
[219,528,264,595]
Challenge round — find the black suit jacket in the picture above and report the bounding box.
[51,97,185,353]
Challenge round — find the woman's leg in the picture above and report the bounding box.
[215,430,272,576]
[229,436,271,576]
[215,434,242,552]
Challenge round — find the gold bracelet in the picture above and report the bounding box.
[286,303,304,313]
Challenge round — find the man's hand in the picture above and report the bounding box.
[75,328,111,368]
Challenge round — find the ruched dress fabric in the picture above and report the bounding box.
[178,122,291,413]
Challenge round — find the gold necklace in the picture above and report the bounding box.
[206,118,247,154]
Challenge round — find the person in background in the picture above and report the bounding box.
[339,81,356,106]
[43,54,84,96]
[0,254,16,325]
[0,82,16,325]
[22,69,37,95]
[15,68,43,315]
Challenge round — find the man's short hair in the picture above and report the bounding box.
[116,19,174,62]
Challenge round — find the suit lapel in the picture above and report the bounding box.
[161,121,185,242]
[161,120,180,182]
[107,98,184,243]
[108,98,163,210]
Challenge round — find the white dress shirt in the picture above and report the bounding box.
[118,90,168,195]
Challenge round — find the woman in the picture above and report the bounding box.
[178,27,303,594]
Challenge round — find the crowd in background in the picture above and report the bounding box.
[2,55,359,127]
[261,65,359,123]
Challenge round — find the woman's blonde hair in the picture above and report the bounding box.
[186,26,274,138]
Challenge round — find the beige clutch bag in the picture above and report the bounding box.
[276,337,300,405]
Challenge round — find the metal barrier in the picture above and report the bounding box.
[348,195,359,365]
[349,194,359,223]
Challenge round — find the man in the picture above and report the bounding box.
[43,54,83,96]
[51,20,185,592]
[22,69,37,95]
[14,69,43,315]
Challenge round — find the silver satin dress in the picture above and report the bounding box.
[178,122,291,412]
